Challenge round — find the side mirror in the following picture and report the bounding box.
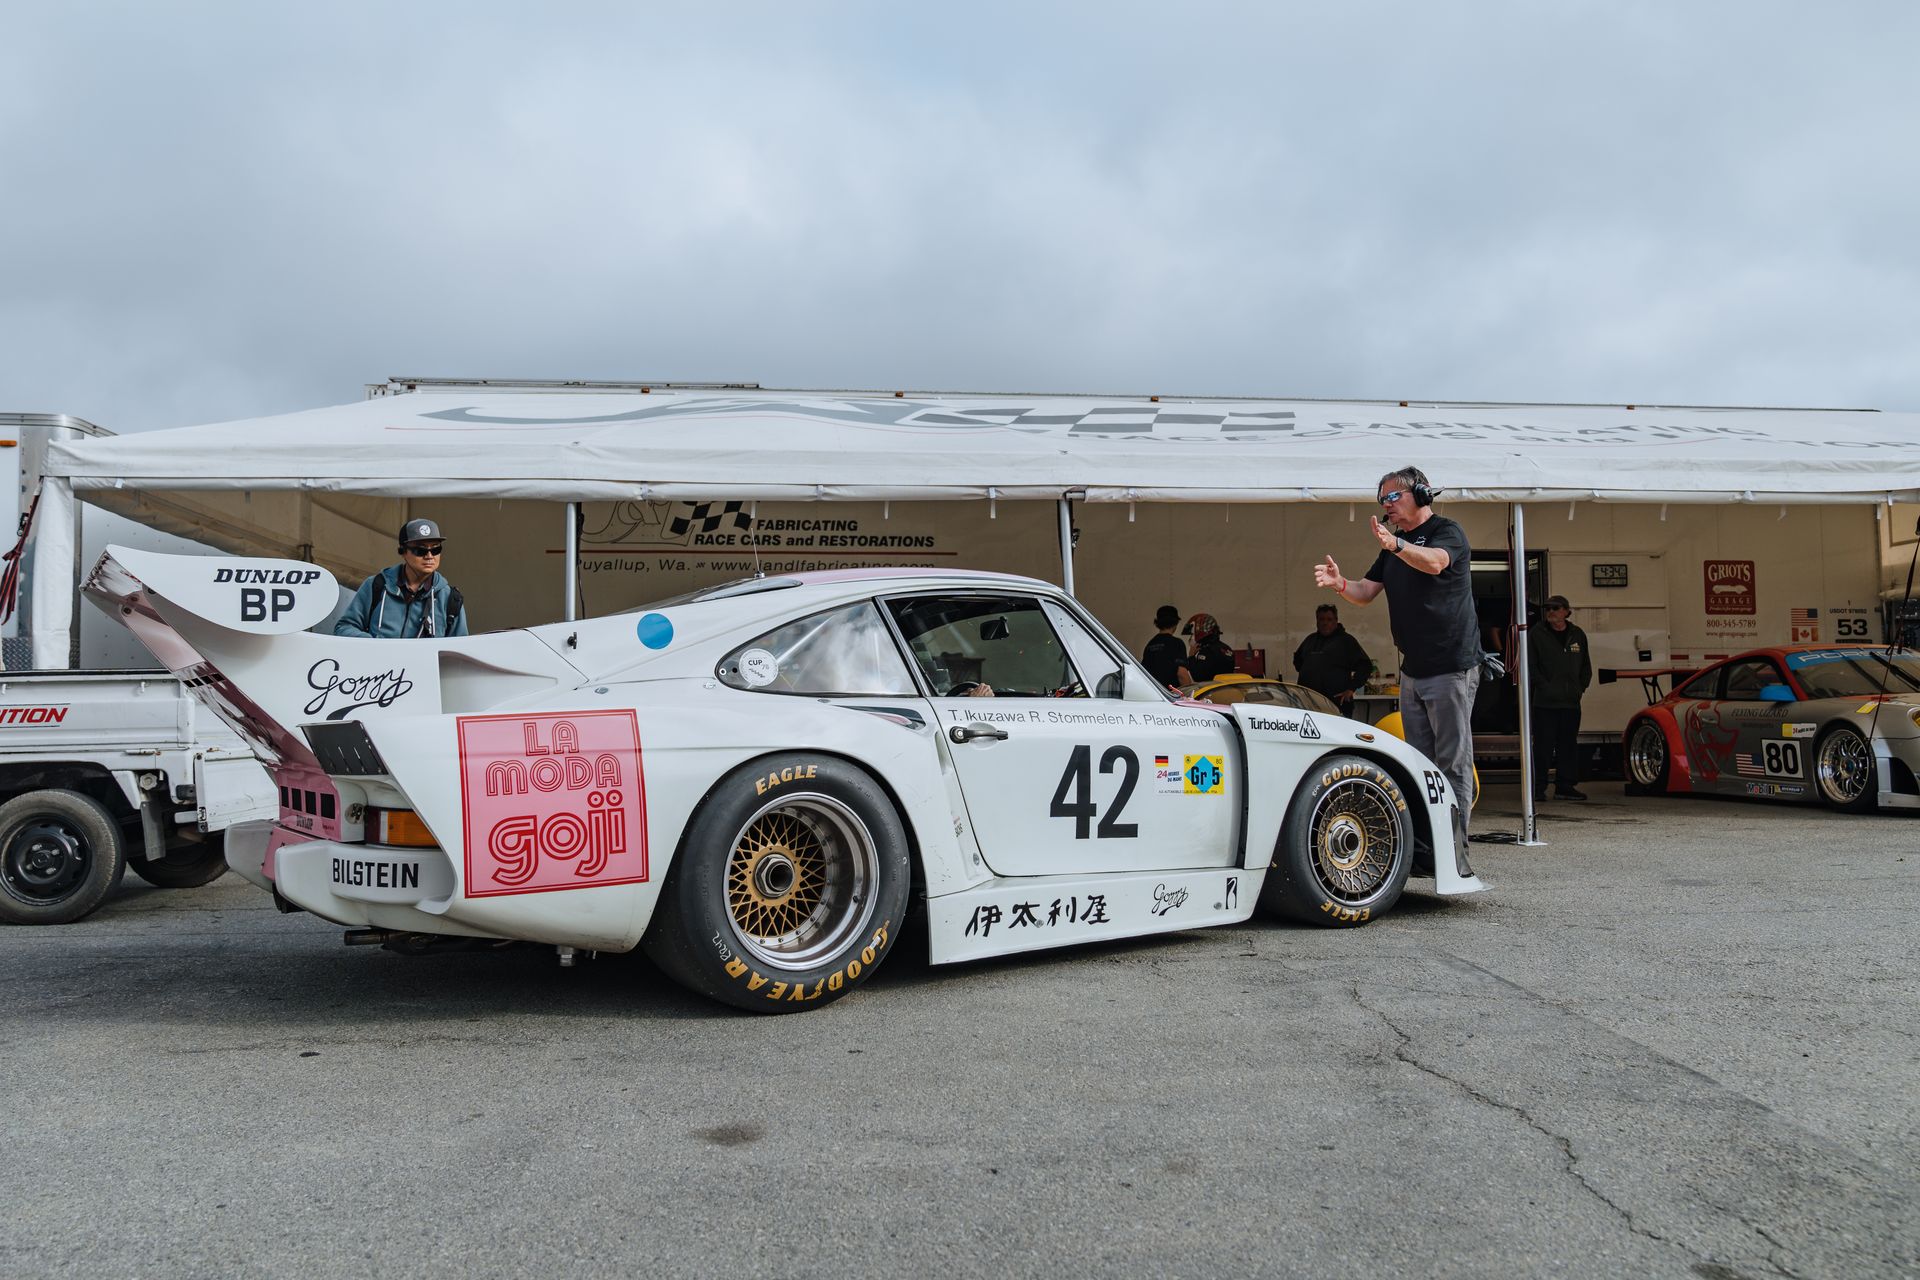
[1758,684,1796,703]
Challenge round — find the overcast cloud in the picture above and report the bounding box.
[2,1,1916,433]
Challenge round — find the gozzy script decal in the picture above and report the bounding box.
[458,710,649,897]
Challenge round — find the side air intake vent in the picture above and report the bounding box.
[303,722,389,776]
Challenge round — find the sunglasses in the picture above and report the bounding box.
[1377,490,1406,505]
[404,543,444,556]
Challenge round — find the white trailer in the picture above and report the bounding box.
[0,415,275,923]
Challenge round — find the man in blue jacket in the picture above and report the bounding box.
[333,519,470,639]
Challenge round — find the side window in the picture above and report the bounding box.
[1721,658,1784,700]
[888,595,1083,698]
[1676,668,1720,699]
[1041,600,1125,698]
[718,602,916,696]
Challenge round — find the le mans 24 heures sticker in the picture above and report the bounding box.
[458,710,648,897]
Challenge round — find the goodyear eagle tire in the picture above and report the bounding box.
[1625,719,1671,796]
[129,833,229,889]
[0,789,128,926]
[1814,725,1876,813]
[644,755,910,1013]
[1260,754,1412,927]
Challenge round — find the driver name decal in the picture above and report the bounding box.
[458,710,649,897]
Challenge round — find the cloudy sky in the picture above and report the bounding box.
[2,2,1916,434]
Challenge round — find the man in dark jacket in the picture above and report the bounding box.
[334,518,470,640]
[1292,604,1372,714]
[1528,594,1592,800]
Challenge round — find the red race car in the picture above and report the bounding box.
[1621,644,1920,812]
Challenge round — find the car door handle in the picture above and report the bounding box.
[950,722,1009,744]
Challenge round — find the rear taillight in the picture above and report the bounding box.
[367,807,437,848]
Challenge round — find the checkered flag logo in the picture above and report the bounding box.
[667,501,752,537]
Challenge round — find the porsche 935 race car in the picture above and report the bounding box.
[1624,644,1920,812]
[86,546,1484,1012]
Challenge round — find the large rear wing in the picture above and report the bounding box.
[1598,665,1697,705]
[84,545,583,768]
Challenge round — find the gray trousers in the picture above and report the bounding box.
[1401,666,1481,830]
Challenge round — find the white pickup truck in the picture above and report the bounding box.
[1,414,277,923]
[0,670,275,923]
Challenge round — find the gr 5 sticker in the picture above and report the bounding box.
[1183,754,1224,795]
[458,710,649,897]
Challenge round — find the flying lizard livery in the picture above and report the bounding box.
[87,546,1484,1013]
[1623,644,1920,812]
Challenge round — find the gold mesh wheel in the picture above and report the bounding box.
[1309,777,1402,903]
[724,794,878,970]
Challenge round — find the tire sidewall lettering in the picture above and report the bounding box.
[716,920,894,1001]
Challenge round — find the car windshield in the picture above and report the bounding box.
[1786,649,1920,698]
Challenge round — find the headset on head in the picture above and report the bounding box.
[1394,470,1441,507]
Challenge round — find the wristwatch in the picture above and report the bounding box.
[1394,536,1405,553]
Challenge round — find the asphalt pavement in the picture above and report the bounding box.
[2,781,1915,1279]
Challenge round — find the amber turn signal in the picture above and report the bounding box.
[368,807,437,848]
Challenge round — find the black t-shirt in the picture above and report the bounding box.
[1363,514,1480,678]
[1140,633,1188,686]
[1184,638,1237,682]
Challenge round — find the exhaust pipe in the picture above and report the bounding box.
[343,928,403,946]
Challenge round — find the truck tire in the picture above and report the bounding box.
[644,755,910,1013]
[130,833,230,889]
[0,789,128,925]
[1260,754,1413,927]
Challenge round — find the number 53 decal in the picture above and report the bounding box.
[1050,745,1139,839]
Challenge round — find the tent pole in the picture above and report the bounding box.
[1513,502,1543,845]
[1058,495,1076,596]
[563,502,579,622]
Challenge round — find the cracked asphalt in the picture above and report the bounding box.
[2,781,1915,1279]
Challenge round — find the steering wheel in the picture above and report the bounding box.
[947,681,986,697]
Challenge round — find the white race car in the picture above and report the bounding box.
[88,547,1484,1012]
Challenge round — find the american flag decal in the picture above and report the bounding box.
[1734,752,1765,776]
[668,501,752,537]
[1789,607,1818,643]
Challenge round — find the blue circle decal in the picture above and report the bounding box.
[636,613,674,649]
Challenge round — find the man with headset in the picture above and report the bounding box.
[1313,467,1480,830]
[334,518,470,639]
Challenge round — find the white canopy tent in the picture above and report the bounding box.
[42,383,1920,508]
[27,382,1920,842]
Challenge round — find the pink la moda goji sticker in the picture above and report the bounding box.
[457,710,648,897]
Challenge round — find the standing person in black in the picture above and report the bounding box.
[1180,613,1237,683]
[1528,594,1593,800]
[1140,604,1188,690]
[1313,467,1481,831]
[1292,603,1372,715]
